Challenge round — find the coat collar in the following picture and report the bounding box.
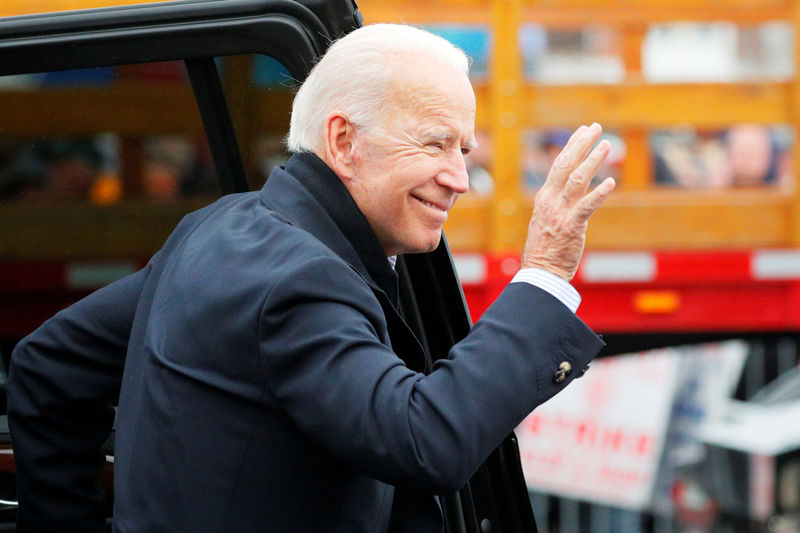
[259,152,430,374]
[259,152,399,305]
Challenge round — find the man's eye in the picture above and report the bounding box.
[427,142,445,152]
[461,147,471,155]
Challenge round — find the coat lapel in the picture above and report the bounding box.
[259,154,429,373]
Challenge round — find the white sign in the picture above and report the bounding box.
[516,340,750,511]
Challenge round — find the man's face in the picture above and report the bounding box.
[346,61,476,257]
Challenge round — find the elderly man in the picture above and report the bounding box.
[7,24,614,533]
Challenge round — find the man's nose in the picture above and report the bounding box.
[436,153,470,194]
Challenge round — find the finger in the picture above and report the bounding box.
[575,176,616,222]
[549,123,603,187]
[549,126,586,177]
[564,139,610,198]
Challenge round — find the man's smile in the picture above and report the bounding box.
[411,194,450,213]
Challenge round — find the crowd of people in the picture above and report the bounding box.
[0,20,794,203]
[1,121,791,205]
[462,123,792,196]
[653,124,792,188]
[0,136,221,203]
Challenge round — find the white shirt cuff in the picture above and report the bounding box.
[511,268,581,313]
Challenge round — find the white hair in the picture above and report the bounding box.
[287,23,470,154]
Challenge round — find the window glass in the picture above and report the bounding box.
[0,55,296,205]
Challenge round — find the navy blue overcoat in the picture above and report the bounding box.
[8,153,603,532]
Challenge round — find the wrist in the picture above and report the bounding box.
[520,258,573,282]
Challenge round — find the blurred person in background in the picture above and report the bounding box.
[725,123,778,187]
[524,128,571,189]
[465,128,494,195]
[524,128,621,190]
[654,124,790,189]
[43,139,102,200]
[0,143,48,201]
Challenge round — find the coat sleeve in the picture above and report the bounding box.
[6,264,150,533]
[258,255,604,494]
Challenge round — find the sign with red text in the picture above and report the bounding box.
[517,348,683,510]
[518,341,749,510]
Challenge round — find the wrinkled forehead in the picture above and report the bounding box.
[384,56,477,137]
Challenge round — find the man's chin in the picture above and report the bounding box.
[403,234,442,255]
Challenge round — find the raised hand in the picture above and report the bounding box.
[521,123,616,281]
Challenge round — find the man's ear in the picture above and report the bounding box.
[323,112,357,181]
